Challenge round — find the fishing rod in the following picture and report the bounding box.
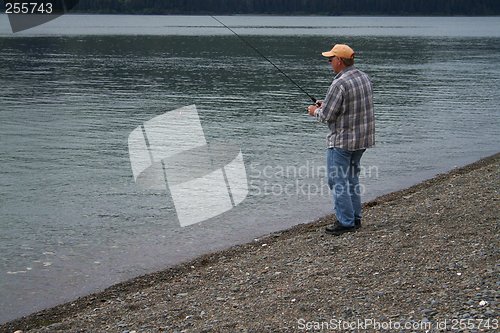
[211,16,319,105]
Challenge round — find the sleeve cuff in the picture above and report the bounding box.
[314,108,321,118]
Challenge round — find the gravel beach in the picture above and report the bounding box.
[2,153,499,333]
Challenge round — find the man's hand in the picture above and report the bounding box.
[307,104,318,116]
[307,100,323,116]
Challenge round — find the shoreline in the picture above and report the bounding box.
[2,152,499,332]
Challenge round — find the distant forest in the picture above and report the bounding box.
[56,0,500,15]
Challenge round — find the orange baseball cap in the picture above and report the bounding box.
[322,44,355,59]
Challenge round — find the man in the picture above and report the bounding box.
[307,44,375,235]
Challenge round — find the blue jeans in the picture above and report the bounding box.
[327,147,365,227]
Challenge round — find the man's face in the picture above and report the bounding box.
[329,56,341,73]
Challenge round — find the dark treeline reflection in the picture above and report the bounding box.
[66,0,500,15]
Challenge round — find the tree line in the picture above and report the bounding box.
[61,0,500,15]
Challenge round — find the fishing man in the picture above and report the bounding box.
[307,44,375,235]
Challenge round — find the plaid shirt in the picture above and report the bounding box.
[315,66,375,151]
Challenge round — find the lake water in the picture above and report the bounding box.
[0,15,499,323]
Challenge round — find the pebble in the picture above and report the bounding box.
[484,310,494,317]
[421,308,436,316]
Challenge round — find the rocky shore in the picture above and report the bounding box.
[2,153,499,333]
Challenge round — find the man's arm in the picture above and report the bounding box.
[316,83,344,123]
[308,83,344,123]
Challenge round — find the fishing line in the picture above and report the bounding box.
[211,16,318,104]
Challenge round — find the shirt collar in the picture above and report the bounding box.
[334,65,356,80]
